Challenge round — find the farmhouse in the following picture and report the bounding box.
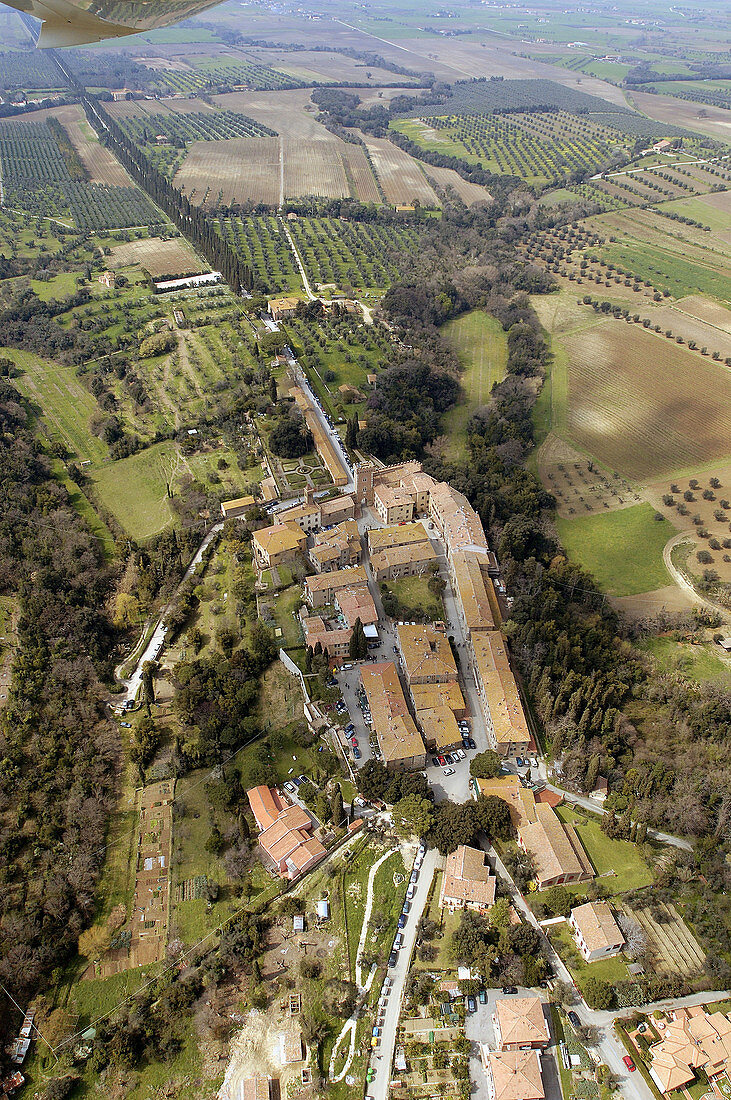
[479,1049,545,1100]
[493,996,550,1051]
[247,785,326,880]
[439,844,496,913]
[471,774,539,830]
[650,1006,731,1095]
[220,494,256,520]
[234,1078,274,1100]
[398,622,458,685]
[252,522,307,570]
[469,631,531,755]
[569,901,625,963]
[268,296,300,320]
[518,804,593,890]
[360,661,426,772]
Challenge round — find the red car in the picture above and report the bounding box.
[623,1056,636,1072]
[437,754,447,766]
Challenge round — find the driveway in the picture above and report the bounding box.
[465,990,561,1100]
[367,848,440,1100]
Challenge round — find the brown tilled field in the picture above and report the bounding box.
[422,162,492,206]
[109,236,207,279]
[675,294,731,334]
[283,135,348,199]
[538,434,641,517]
[647,304,731,360]
[562,320,731,480]
[175,136,282,207]
[52,105,131,187]
[362,135,439,206]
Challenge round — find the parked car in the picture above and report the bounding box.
[353,747,361,759]
[467,996,476,1014]
[516,756,525,767]
[284,782,296,793]
[530,758,539,768]
[502,986,518,996]
[438,755,447,766]
[409,870,418,884]
[394,933,403,948]
[406,884,415,900]
[454,748,465,760]
[398,914,407,929]
[345,723,355,733]
[402,901,410,915]
[388,952,397,968]
[444,753,454,764]
[479,989,487,1005]
[623,1056,636,1072]
[350,737,358,748]
[443,767,455,776]
[567,1011,581,1028]
[432,756,439,767]
[467,737,476,749]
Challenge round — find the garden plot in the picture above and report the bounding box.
[619,901,706,979]
[109,235,207,279]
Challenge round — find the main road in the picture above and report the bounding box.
[367,847,440,1100]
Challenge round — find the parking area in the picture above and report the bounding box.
[464,989,562,1100]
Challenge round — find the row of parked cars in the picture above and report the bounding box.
[388,844,426,968]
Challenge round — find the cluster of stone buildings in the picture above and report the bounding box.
[354,461,530,759]
[479,997,551,1100]
[471,775,593,891]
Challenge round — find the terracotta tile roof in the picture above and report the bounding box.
[335,584,378,627]
[398,623,458,684]
[472,776,538,830]
[247,785,285,831]
[416,704,463,751]
[410,681,465,715]
[240,1077,271,1100]
[495,997,550,1049]
[306,565,368,601]
[484,1049,545,1100]
[367,521,429,553]
[253,521,305,559]
[570,901,624,954]
[370,541,436,573]
[471,631,530,750]
[651,1010,731,1092]
[451,549,495,631]
[518,804,593,887]
[440,844,496,909]
[361,661,425,765]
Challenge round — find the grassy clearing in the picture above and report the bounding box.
[91,442,178,541]
[382,574,444,621]
[556,503,672,596]
[11,347,110,466]
[441,311,508,458]
[548,922,630,988]
[638,636,731,689]
[554,804,653,893]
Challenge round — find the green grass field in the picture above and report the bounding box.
[11,348,110,466]
[554,804,654,893]
[556,503,672,596]
[441,311,508,458]
[382,574,444,621]
[639,636,731,689]
[91,441,178,541]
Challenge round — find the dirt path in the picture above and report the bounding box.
[663,531,731,625]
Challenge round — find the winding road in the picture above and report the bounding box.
[662,531,731,624]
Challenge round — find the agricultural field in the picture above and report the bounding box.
[50,104,132,187]
[556,503,672,597]
[618,901,706,979]
[175,136,282,207]
[441,310,508,458]
[0,119,163,231]
[90,441,179,541]
[136,51,307,94]
[538,434,641,518]
[0,49,63,92]
[639,636,731,690]
[108,235,208,279]
[627,89,731,144]
[560,321,731,481]
[646,463,731,586]
[289,216,421,292]
[393,109,632,185]
[361,134,439,206]
[419,162,492,206]
[215,215,300,291]
[118,108,276,146]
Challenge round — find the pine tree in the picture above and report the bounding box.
[330,784,344,826]
[349,617,367,660]
[270,374,278,404]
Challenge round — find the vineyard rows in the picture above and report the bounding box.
[215,216,300,292]
[289,217,421,290]
[145,57,305,95]
[415,109,630,183]
[118,109,277,147]
[0,121,163,230]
